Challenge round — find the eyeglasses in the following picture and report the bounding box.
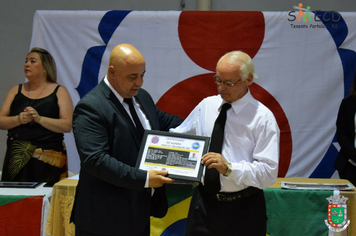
[213,75,244,87]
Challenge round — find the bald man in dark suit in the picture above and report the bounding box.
[71,44,183,236]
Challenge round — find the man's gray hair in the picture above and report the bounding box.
[217,51,257,81]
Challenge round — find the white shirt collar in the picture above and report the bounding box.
[104,75,124,104]
[220,89,253,115]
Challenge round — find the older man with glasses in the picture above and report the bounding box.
[171,50,280,236]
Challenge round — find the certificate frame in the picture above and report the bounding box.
[281,181,355,191]
[136,130,210,182]
[0,181,42,188]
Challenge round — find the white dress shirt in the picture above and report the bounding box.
[170,90,280,192]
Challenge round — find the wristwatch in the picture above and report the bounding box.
[223,163,232,177]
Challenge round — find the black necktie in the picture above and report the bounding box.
[204,103,231,196]
[124,98,145,139]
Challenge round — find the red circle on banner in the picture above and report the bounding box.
[178,11,265,71]
[156,74,217,119]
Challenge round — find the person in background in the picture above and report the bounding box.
[0,47,73,186]
[334,69,356,186]
[171,51,280,236]
[71,43,183,236]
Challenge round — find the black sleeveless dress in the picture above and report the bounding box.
[1,84,68,185]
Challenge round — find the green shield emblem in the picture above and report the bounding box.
[325,195,350,232]
[328,204,347,227]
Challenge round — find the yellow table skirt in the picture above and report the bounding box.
[45,177,355,236]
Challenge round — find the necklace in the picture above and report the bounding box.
[28,82,47,106]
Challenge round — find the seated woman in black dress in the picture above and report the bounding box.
[0,47,73,186]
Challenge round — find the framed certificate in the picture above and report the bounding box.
[136,130,210,182]
[0,181,42,188]
[281,181,355,191]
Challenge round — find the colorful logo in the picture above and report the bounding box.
[293,3,312,22]
[325,195,350,232]
[287,3,341,25]
[151,136,159,144]
[192,142,200,150]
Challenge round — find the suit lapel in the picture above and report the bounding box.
[99,80,142,147]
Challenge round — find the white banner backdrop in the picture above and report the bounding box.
[30,10,356,178]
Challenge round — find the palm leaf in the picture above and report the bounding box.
[8,140,37,180]
[33,149,67,168]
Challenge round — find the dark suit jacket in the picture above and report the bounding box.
[334,95,356,172]
[71,79,183,235]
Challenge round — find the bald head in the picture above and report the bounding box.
[107,44,146,98]
[109,44,145,71]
